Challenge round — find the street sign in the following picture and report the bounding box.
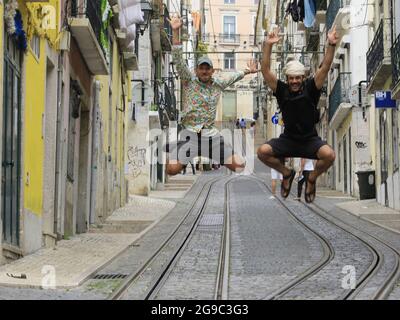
[271,113,279,125]
[375,91,396,108]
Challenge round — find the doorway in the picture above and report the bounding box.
[1,34,22,246]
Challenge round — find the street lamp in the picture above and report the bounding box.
[138,0,153,35]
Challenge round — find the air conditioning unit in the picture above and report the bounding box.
[349,84,368,107]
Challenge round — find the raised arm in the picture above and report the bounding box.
[261,28,280,93]
[220,59,259,90]
[314,25,339,90]
[168,15,192,81]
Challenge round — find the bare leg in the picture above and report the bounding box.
[166,159,185,176]
[305,145,336,201]
[257,144,294,193]
[271,179,277,195]
[224,154,246,173]
[257,144,291,176]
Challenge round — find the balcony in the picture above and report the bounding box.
[366,19,392,93]
[69,0,108,75]
[161,5,172,52]
[326,0,350,32]
[202,33,210,43]
[219,33,240,45]
[315,0,327,24]
[306,24,320,52]
[328,72,352,129]
[391,34,400,99]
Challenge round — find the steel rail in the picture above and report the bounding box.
[214,179,232,300]
[108,173,229,300]
[247,175,336,300]
[146,175,236,300]
[309,201,400,300]
[253,171,399,300]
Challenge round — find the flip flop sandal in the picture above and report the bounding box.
[280,169,296,198]
[305,178,316,203]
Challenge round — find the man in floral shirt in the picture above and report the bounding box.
[166,15,259,175]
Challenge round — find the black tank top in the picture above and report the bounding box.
[274,78,321,140]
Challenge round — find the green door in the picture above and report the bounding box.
[2,34,22,246]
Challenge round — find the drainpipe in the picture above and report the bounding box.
[53,51,64,239]
[89,81,100,225]
[131,79,146,106]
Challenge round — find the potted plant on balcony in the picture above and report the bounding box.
[149,103,159,116]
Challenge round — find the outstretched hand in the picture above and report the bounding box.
[246,59,260,74]
[264,27,281,45]
[167,14,183,31]
[327,25,339,45]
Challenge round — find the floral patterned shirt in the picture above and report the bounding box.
[172,45,245,135]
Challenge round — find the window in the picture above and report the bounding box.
[224,0,235,4]
[224,53,235,70]
[30,34,40,59]
[393,107,399,172]
[222,91,237,120]
[223,16,236,35]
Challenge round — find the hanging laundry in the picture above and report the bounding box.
[191,12,201,33]
[285,0,304,23]
[299,0,305,22]
[304,0,316,28]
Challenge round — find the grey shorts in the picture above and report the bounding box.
[266,134,328,160]
[167,130,234,165]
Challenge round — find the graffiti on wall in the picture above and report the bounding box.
[127,146,147,178]
[355,141,367,149]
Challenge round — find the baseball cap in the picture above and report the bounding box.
[197,56,213,67]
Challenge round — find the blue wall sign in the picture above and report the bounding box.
[375,91,396,108]
[271,113,279,125]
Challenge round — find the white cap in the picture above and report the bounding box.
[284,60,305,76]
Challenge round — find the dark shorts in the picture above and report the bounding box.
[167,130,234,165]
[266,134,328,160]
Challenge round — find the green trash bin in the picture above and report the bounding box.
[356,171,376,200]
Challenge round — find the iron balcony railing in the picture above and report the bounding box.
[366,19,386,84]
[71,0,107,55]
[202,33,210,43]
[219,33,240,44]
[248,35,258,45]
[392,33,400,88]
[163,5,172,40]
[326,0,350,31]
[328,72,351,121]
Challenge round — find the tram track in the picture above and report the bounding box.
[106,161,399,300]
[108,174,225,300]
[252,172,400,300]
[109,173,235,300]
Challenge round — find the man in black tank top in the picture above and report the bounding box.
[257,26,338,203]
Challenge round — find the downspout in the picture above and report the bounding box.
[54,51,64,238]
[89,80,100,225]
[131,79,145,106]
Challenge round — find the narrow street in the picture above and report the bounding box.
[1,0,400,304]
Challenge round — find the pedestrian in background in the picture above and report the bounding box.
[270,168,283,199]
[295,158,315,200]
